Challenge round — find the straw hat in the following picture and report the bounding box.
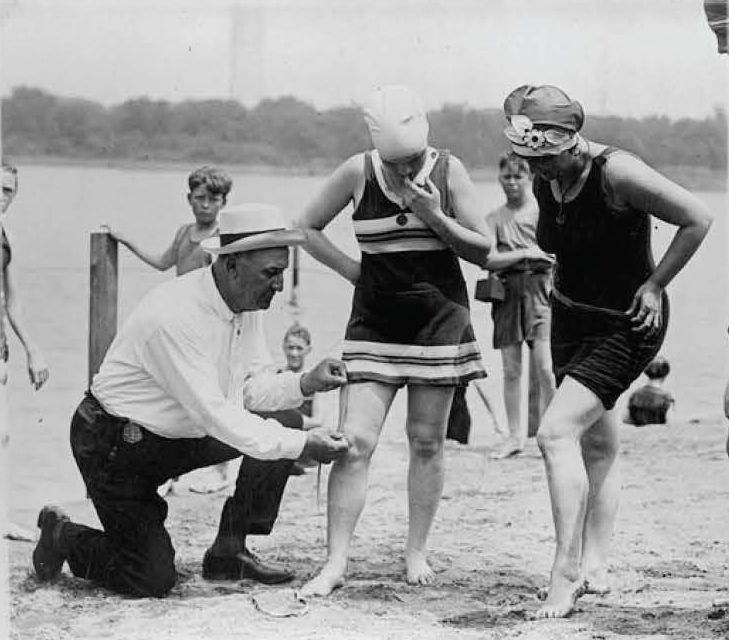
[201,203,305,255]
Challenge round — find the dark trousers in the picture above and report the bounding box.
[63,393,302,597]
[445,385,471,445]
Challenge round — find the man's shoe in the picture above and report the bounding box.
[33,505,70,581]
[202,548,295,584]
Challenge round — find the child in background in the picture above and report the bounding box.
[105,165,233,494]
[627,356,674,426]
[105,165,232,275]
[724,328,729,456]
[2,162,50,541]
[281,323,322,475]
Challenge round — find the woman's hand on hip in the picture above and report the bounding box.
[626,281,663,336]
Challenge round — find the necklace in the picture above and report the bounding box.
[556,154,588,225]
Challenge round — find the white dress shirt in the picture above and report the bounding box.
[91,267,307,460]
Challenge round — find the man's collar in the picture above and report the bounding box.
[202,265,236,322]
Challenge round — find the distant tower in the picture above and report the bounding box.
[229,3,266,107]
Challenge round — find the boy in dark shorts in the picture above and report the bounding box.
[485,153,555,458]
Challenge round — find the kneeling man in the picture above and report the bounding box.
[33,204,349,597]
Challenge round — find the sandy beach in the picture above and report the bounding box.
[3,165,728,639]
[7,408,729,640]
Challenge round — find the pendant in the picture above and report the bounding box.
[556,202,565,225]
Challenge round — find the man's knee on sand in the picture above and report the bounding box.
[112,544,177,598]
[132,561,177,598]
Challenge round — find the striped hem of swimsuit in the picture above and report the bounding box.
[342,340,486,384]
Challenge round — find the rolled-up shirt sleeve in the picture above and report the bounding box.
[243,368,307,411]
[140,324,306,460]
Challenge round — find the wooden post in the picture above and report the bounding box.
[527,348,541,438]
[0,99,10,640]
[289,245,300,308]
[88,232,118,386]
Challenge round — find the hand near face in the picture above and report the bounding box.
[626,281,663,336]
[401,177,442,226]
[300,358,348,395]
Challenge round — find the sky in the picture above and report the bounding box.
[1,0,727,119]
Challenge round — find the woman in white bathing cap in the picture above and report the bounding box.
[296,85,493,596]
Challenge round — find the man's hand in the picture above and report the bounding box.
[300,358,347,396]
[300,428,349,464]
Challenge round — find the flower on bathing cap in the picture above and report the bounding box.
[503,85,584,157]
[362,85,429,161]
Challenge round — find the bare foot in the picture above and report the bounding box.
[581,569,611,595]
[4,522,37,542]
[489,440,523,460]
[534,575,583,619]
[299,565,345,597]
[405,550,436,585]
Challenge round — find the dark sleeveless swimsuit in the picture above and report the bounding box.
[534,147,668,409]
[341,150,486,386]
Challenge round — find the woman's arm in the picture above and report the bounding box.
[607,153,713,333]
[3,263,49,389]
[403,156,493,267]
[294,155,363,284]
[103,225,179,272]
[485,246,548,271]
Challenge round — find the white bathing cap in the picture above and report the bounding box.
[362,85,429,161]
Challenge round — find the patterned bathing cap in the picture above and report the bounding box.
[503,85,584,157]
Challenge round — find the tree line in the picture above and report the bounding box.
[2,86,726,172]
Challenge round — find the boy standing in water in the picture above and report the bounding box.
[106,165,233,493]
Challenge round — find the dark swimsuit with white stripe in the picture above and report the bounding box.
[341,150,486,386]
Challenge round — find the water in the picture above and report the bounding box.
[5,164,728,516]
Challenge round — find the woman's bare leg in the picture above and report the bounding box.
[300,382,396,596]
[404,385,454,584]
[535,377,605,618]
[579,408,620,594]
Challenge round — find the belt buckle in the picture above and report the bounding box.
[122,423,143,444]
